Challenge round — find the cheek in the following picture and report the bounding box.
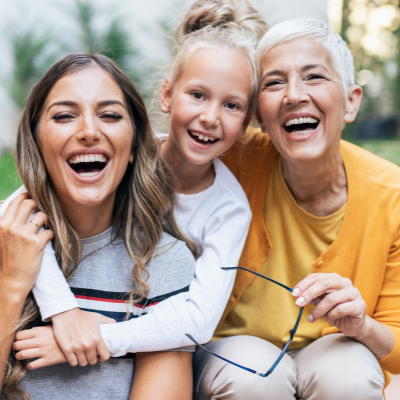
[258,93,281,124]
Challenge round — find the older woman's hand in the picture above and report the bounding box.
[292,273,367,338]
[0,193,54,298]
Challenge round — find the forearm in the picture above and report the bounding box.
[353,316,395,360]
[129,351,192,400]
[0,290,25,388]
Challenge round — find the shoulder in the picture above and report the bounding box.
[213,159,251,211]
[342,141,400,190]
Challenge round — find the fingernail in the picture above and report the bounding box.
[295,297,304,306]
[307,314,314,323]
[292,288,300,296]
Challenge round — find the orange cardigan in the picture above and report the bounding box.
[217,128,400,380]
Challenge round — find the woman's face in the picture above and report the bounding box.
[258,38,361,163]
[37,66,134,210]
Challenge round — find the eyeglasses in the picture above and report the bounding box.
[186,266,304,377]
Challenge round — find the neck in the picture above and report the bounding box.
[58,194,115,239]
[281,144,348,217]
[162,134,215,194]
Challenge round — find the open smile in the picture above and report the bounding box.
[283,116,320,136]
[188,130,220,146]
[67,153,110,179]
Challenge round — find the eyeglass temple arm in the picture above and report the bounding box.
[186,334,270,377]
[221,266,294,292]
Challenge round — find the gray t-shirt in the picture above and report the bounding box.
[17,228,196,400]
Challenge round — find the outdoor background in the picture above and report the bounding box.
[0,0,399,397]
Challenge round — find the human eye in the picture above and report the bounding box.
[306,74,326,81]
[100,111,123,121]
[52,112,75,121]
[263,79,284,89]
[225,102,240,110]
[191,91,205,101]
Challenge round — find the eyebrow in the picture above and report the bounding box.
[46,99,126,112]
[262,64,329,79]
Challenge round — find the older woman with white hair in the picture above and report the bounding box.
[193,19,400,400]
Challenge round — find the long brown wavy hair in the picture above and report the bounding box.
[1,53,195,400]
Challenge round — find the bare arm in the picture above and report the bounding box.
[129,351,193,400]
[0,194,53,389]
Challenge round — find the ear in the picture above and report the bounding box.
[344,85,363,123]
[255,108,267,133]
[129,153,134,164]
[160,78,172,113]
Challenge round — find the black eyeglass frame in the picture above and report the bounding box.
[186,266,304,377]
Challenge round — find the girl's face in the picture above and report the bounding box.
[161,48,253,165]
[37,66,134,211]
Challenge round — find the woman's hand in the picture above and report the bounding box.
[292,273,367,337]
[13,326,67,369]
[0,193,54,297]
[52,309,116,367]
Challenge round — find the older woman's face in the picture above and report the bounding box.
[37,66,134,210]
[258,38,361,162]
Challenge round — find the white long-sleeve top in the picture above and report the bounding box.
[1,158,251,356]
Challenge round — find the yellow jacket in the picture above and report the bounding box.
[217,128,400,381]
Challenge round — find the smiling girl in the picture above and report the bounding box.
[1,0,267,394]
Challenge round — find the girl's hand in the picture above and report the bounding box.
[0,193,54,297]
[292,273,367,338]
[13,326,67,369]
[52,309,116,367]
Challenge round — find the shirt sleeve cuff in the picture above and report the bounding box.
[39,299,80,322]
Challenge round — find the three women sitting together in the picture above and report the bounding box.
[1,1,399,399]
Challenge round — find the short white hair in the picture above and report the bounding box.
[256,19,355,93]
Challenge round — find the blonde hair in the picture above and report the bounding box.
[170,0,267,100]
[1,53,196,400]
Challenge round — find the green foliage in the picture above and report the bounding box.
[0,153,22,200]
[7,28,56,109]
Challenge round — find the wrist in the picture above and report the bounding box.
[0,281,30,306]
[352,316,372,343]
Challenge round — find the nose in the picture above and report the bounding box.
[76,115,101,143]
[199,102,220,128]
[283,78,310,106]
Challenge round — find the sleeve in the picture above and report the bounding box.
[0,186,79,321]
[374,224,400,374]
[100,199,252,357]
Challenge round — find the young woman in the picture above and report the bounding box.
[0,53,196,400]
[3,0,267,384]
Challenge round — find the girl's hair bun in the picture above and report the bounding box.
[177,0,267,43]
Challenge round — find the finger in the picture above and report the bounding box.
[37,229,54,243]
[85,346,99,366]
[1,193,30,221]
[14,199,38,226]
[27,358,51,370]
[15,348,42,360]
[13,338,38,351]
[307,288,359,322]
[27,212,48,233]
[295,274,353,307]
[15,329,36,341]
[324,299,366,323]
[63,349,79,367]
[97,339,110,363]
[75,349,89,367]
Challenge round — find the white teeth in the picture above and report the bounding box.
[78,172,100,177]
[69,154,107,164]
[288,129,314,136]
[189,131,217,142]
[285,117,318,127]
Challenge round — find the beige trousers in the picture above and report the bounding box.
[193,334,384,400]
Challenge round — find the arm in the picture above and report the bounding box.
[2,187,111,368]
[129,352,192,400]
[0,194,53,388]
[101,199,251,356]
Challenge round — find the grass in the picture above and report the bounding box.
[0,153,22,200]
[1,139,400,200]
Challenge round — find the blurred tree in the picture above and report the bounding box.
[7,28,57,109]
[74,0,140,83]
